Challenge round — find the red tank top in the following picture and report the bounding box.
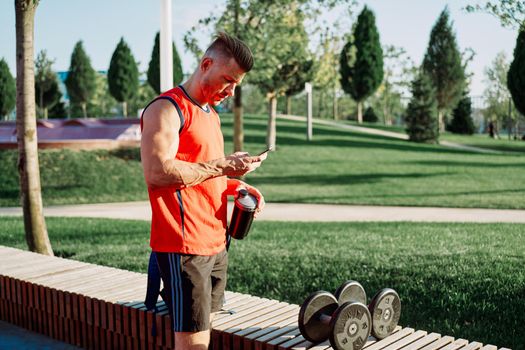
[141,86,227,255]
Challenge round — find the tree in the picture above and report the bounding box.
[466,1,525,30]
[284,59,314,115]
[147,32,184,94]
[0,58,16,120]
[369,45,416,125]
[483,52,515,134]
[507,29,525,117]
[363,106,379,123]
[313,28,344,119]
[246,3,312,147]
[448,90,475,134]
[15,0,53,255]
[185,0,356,150]
[405,71,439,143]
[340,6,383,123]
[108,37,139,117]
[65,41,96,118]
[86,73,117,117]
[422,8,465,132]
[34,50,62,119]
[48,98,66,119]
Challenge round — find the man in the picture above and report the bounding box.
[140,32,265,349]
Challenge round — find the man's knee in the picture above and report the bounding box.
[175,330,210,350]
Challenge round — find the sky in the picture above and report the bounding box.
[0,0,518,97]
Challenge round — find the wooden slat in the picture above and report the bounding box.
[245,315,298,350]
[223,303,297,349]
[463,342,483,350]
[416,335,455,350]
[480,346,498,350]
[263,327,302,350]
[380,330,428,350]
[236,306,299,350]
[400,332,442,350]
[440,339,470,350]
[363,327,415,350]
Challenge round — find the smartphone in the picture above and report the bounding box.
[257,145,274,156]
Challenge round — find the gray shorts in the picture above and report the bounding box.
[154,249,228,332]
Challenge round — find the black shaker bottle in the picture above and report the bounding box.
[228,188,258,239]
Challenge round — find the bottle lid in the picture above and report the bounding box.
[235,188,257,211]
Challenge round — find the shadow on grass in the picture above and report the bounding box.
[408,160,525,168]
[239,122,485,156]
[250,172,451,186]
[286,187,525,203]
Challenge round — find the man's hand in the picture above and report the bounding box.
[226,178,265,218]
[220,152,264,177]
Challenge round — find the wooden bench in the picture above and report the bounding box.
[0,245,511,350]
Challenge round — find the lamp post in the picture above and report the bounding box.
[160,0,173,92]
[305,82,313,141]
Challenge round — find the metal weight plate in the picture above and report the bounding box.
[334,280,367,305]
[298,291,338,343]
[368,288,401,339]
[329,302,371,350]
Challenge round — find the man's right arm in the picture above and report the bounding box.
[140,99,262,189]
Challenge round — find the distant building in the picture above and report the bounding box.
[0,118,141,150]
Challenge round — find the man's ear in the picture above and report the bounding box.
[200,57,213,72]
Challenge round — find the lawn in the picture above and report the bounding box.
[1,217,522,348]
[340,119,525,153]
[1,113,524,208]
[440,132,525,153]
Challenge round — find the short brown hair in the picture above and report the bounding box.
[205,32,254,72]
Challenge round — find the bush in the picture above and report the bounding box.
[363,106,379,123]
[405,71,439,143]
[447,92,475,134]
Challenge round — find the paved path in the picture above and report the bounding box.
[1,201,525,223]
[278,114,503,154]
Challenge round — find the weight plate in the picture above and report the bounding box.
[368,288,401,339]
[329,302,371,350]
[298,291,338,343]
[334,280,367,305]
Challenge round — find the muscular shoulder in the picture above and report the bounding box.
[142,99,181,134]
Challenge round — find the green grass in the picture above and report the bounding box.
[1,114,524,208]
[440,133,525,153]
[0,148,148,206]
[223,114,525,209]
[339,120,406,133]
[1,217,522,348]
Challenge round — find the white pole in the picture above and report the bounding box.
[305,82,313,141]
[160,0,173,92]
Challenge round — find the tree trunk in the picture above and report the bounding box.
[332,87,338,120]
[286,95,292,115]
[438,110,445,132]
[43,107,48,120]
[266,93,277,148]
[318,91,324,118]
[81,102,87,118]
[357,101,363,123]
[233,85,243,152]
[38,88,43,118]
[122,101,128,117]
[15,0,53,256]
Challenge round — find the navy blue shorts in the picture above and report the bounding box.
[154,249,228,332]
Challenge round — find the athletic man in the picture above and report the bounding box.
[140,32,265,349]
